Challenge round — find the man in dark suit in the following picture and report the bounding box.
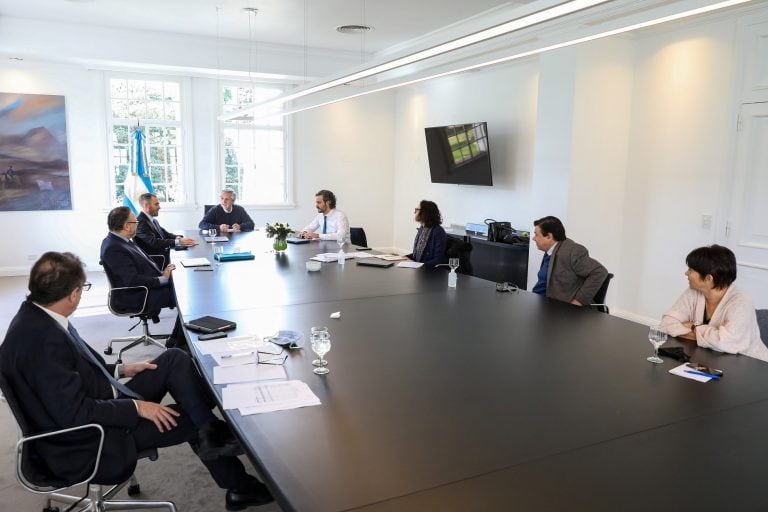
[134,192,196,265]
[198,189,255,233]
[0,252,273,510]
[531,216,608,306]
[100,206,185,345]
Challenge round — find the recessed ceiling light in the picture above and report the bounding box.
[336,25,374,34]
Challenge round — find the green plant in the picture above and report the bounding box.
[265,222,294,239]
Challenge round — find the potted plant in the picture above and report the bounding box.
[265,222,294,252]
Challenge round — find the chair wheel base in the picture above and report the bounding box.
[104,347,113,355]
[42,507,60,512]
[127,483,141,496]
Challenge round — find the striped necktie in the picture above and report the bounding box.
[66,323,143,400]
[322,216,327,234]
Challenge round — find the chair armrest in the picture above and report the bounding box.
[108,285,150,316]
[16,423,105,493]
[148,254,165,269]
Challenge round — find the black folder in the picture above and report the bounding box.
[184,315,237,333]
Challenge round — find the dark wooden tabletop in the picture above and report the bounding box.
[173,231,768,512]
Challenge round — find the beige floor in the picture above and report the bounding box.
[0,272,281,512]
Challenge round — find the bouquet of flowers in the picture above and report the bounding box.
[265,222,294,239]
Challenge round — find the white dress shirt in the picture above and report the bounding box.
[303,209,350,241]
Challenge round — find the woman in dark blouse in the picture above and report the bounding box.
[408,200,447,267]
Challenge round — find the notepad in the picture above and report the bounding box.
[184,315,237,333]
[180,258,212,267]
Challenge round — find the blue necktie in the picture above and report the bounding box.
[322,216,327,234]
[532,252,551,295]
[152,218,163,235]
[66,323,143,400]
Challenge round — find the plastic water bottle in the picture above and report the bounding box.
[448,269,457,289]
[337,248,345,265]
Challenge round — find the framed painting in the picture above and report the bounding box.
[0,92,71,211]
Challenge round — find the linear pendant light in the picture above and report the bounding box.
[220,0,612,121]
[223,0,754,122]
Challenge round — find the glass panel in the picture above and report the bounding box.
[127,80,145,99]
[149,147,165,164]
[111,99,128,119]
[165,127,177,144]
[224,148,238,165]
[150,165,164,184]
[110,78,128,98]
[165,101,179,121]
[115,164,129,183]
[225,166,239,182]
[128,100,145,119]
[223,86,235,104]
[146,101,163,120]
[154,184,167,202]
[164,82,180,101]
[112,125,130,144]
[146,81,163,100]
[148,127,163,145]
[238,87,254,105]
[115,184,125,202]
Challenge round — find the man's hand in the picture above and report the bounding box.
[136,400,180,432]
[179,237,197,247]
[123,361,157,378]
[219,224,229,232]
[231,223,241,232]
[570,298,583,306]
[162,264,176,279]
[304,232,320,239]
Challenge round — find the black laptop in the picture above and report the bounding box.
[356,259,395,268]
[184,315,237,333]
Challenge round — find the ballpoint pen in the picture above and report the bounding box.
[684,369,721,380]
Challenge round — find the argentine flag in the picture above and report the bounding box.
[122,127,153,215]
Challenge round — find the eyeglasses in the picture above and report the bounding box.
[125,221,138,225]
[81,282,92,291]
[414,208,421,213]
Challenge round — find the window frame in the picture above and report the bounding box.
[104,72,195,210]
[217,80,294,209]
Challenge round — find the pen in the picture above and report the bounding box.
[684,369,720,380]
[194,268,214,272]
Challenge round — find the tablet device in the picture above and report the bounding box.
[184,315,237,333]
[356,259,395,268]
[287,237,310,244]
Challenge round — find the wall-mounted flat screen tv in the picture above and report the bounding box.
[424,122,493,186]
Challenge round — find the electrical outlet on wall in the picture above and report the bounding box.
[701,214,712,230]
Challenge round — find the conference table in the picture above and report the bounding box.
[172,231,768,511]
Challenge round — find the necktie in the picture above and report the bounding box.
[322,216,327,234]
[66,324,143,400]
[532,253,551,295]
[152,218,163,235]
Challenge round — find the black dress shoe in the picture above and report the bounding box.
[196,419,244,460]
[225,479,274,511]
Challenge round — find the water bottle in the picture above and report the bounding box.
[337,248,345,265]
[448,269,457,288]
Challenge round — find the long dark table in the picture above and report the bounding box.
[172,231,768,511]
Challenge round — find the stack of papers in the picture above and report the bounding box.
[373,254,408,261]
[310,252,357,262]
[347,251,375,259]
[213,364,287,384]
[397,261,424,268]
[180,258,212,267]
[204,236,230,242]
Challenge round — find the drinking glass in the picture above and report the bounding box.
[209,227,217,237]
[311,331,331,375]
[448,257,460,272]
[310,327,329,366]
[647,326,667,364]
[213,245,224,266]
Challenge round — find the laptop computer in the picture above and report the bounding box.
[184,315,237,333]
[356,259,395,268]
[287,237,310,244]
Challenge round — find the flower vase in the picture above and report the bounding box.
[273,237,288,252]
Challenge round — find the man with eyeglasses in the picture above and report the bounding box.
[0,252,274,510]
[198,189,255,233]
[100,206,184,347]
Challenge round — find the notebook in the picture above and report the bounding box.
[287,237,310,244]
[356,259,395,268]
[184,315,237,333]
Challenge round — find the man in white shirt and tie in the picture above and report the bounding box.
[135,193,196,265]
[298,189,350,241]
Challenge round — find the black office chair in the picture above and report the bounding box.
[100,258,169,364]
[445,236,473,275]
[0,372,176,512]
[350,227,368,247]
[756,309,768,348]
[589,273,614,314]
[203,204,216,216]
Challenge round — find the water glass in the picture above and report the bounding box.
[647,326,667,364]
[213,245,224,266]
[448,258,460,272]
[310,327,328,366]
[209,227,217,237]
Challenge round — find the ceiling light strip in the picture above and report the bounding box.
[242,0,752,122]
[221,0,611,121]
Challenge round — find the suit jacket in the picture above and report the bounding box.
[100,232,174,313]
[198,204,255,231]
[0,301,140,485]
[134,211,177,266]
[546,238,608,305]
[410,225,448,267]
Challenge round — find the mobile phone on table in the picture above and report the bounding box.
[686,362,723,377]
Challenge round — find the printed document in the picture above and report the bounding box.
[222,380,321,414]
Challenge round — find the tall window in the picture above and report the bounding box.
[107,76,187,204]
[220,84,287,204]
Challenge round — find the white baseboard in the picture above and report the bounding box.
[612,309,658,326]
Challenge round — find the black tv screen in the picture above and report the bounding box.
[424,122,493,186]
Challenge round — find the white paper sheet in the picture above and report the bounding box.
[197,335,262,355]
[180,257,212,267]
[222,380,321,414]
[213,363,287,384]
[373,254,407,261]
[397,261,424,268]
[212,352,258,366]
[311,252,356,262]
[669,363,715,382]
[347,251,375,259]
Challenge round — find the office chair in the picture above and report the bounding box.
[589,273,614,314]
[0,373,176,512]
[350,227,368,247]
[203,204,216,216]
[100,258,169,364]
[756,309,768,347]
[445,236,473,275]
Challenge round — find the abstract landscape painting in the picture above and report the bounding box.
[0,92,71,211]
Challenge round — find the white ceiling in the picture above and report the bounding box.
[0,0,536,54]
